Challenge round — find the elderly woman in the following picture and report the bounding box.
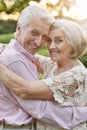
[0,19,87,130]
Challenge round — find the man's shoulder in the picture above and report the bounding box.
[0,47,23,66]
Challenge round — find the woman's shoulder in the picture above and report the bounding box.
[70,65,87,75]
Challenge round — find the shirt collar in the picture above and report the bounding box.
[10,39,35,63]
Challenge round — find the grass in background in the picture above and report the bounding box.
[0,33,14,44]
[37,44,49,56]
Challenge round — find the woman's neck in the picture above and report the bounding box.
[54,58,83,75]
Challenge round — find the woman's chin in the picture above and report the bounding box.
[51,57,57,61]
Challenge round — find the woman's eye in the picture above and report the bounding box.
[59,39,63,42]
[55,39,63,43]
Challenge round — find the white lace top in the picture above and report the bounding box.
[36,54,87,130]
[43,66,87,107]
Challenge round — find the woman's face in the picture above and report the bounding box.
[47,28,73,62]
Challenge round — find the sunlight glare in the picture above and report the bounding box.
[4,0,15,7]
[51,10,58,17]
[69,0,87,20]
[46,0,59,5]
[1,0,87,21]
[29,1,38,6]
[0,12,20,21]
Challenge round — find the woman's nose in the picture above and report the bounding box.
[50,41,56,49]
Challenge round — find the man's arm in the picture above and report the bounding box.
[0,43,6,53]
[30,101,87,129]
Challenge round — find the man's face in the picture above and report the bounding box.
[16,17,50,54]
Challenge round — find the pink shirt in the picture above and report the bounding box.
[0,39,38,126]
[0,39,87,129]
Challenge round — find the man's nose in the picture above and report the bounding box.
[35,36,42,46]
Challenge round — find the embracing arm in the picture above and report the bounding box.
[1,65,87,129]
[0,64,87,103]
[0,64,54,100]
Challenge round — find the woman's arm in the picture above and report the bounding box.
[0,64,54,100]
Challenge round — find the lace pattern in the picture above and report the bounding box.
[36,54,87,129]
[43,67,87,106]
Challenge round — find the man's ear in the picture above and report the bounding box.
[16,24,21,35]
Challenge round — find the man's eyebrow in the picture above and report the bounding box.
[31,29,40,34]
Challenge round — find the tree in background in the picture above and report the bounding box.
[0,0,76,18]
[0,0,40,14]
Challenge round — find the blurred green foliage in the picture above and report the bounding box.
[0,33,14,43]
[0,0,76,20]
[79,50,87,68]
[0,0,40,14]
[0,21,16,34]
[37,44,49,56]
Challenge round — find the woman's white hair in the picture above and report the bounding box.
[17,5,55,28]
[51,19,87,58]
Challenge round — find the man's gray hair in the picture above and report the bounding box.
[17,5,55,28]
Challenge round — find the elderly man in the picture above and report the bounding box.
[0,5,87,130]
[0,5,54,130]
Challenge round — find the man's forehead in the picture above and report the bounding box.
[31,26,49,35]
[28,18,50,32]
